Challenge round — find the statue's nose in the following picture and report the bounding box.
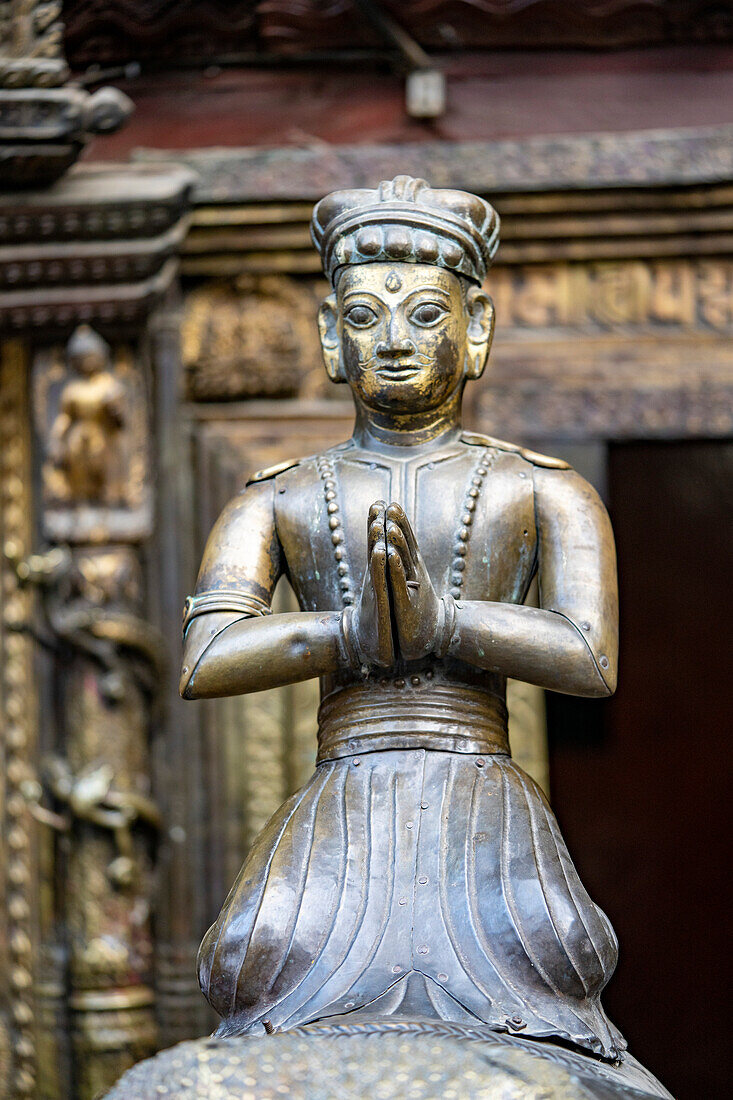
[376,339,414,359]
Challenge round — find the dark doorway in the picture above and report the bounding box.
[547,440,732,1100]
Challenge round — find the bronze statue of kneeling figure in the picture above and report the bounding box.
[108,177,671,1099]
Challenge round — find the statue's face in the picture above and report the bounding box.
[72,351,104,376]
[332,263,474,414]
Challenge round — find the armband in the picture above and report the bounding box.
[182,590,271,636]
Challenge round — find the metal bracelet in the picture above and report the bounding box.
[435,594,457,658]
[339,606,368,672]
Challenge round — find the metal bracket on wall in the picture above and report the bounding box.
[352,0,446,118]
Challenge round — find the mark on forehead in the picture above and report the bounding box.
[384,270,402,293]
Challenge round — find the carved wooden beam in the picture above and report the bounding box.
[169,129,733,444]
[60,0,733,71]
[0,165,192,334]
[0,163,193,1099]
[180,258,733,444]
[138,126,733,205]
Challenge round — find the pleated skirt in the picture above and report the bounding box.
[198,749,624,1059]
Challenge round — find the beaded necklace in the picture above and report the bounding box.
[317,445,494,607]
[316,453,355,606]
[448,446,494,599]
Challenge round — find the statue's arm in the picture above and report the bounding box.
[179,480,344,699]
[48,407,72,460]
[448,467,618,697]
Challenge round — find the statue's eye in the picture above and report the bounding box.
[345,305,377,327]
[411,302,446,326]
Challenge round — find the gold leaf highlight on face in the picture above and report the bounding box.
[335,263,471,415]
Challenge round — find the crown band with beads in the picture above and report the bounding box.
[311,175,500,286]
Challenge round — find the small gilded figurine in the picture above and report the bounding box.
[178,176,668,1094]
[47,324,127,505]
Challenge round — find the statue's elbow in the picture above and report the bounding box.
[588,658,616,698]
[179,661,198,700]
[570,654,616,699]
[573,624,617,697]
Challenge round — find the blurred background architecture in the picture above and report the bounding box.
[1,3,732,1098]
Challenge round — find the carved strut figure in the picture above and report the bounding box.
[47,324,127,505]
[180,177,669,1096]
[7,541,165,703]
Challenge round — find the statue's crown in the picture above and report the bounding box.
[311,175,500,287]
[67,323,109,361]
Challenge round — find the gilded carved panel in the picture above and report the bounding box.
[33,329,152,544]
[490,259,733,332]
[0,340,40,1100]
[22,328,160,1098]
[182,275,333,402]
[181,260,733,445]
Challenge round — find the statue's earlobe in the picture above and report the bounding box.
[318,294,346,383]
[465,287,495,380]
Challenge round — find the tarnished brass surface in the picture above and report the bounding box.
[176,173,644,1072]
[2,110,726,1094]
[105,172,675,1099]
[106,1025,671,1100]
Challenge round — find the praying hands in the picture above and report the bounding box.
[342,500,454,670]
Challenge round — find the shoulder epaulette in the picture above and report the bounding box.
[246,442,354,486]
[246,458,301,485]
[520,445,571,470]
[460,431,570,470]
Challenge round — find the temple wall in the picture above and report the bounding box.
[1,8,731,1096]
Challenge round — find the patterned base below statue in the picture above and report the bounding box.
[104,1020,671,1100]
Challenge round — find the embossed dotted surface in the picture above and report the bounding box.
[105,1023,671,1100]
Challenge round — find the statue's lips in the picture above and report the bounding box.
[375,364,423,380]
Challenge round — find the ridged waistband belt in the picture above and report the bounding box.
[317,677,509,763]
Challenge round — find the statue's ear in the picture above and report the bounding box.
[464,286,495,380]
[318,294,346,383]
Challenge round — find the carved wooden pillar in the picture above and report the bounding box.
[0,165,192,1099]
[32,327,161,1098]
[145,306,214,1046]
[0,23,126,1084]
[0,339,40,1100]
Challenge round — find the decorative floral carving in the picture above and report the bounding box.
[183,276,336,400]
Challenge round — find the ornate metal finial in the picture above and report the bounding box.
[0,0,132,185]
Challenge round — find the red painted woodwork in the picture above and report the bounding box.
[84,47,733,161]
